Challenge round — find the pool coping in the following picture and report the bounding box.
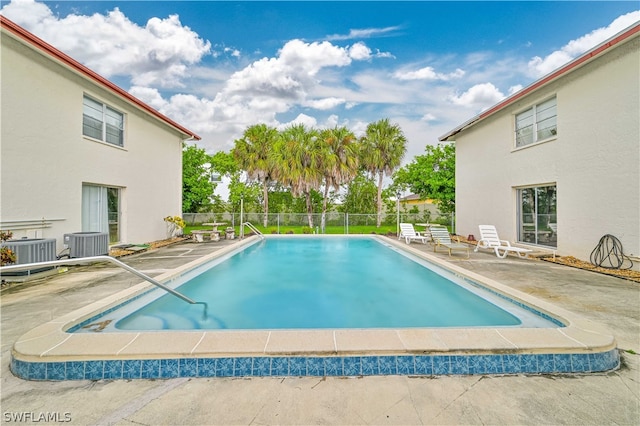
[10,235,619,380]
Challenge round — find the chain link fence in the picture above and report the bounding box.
[182,212,454,233]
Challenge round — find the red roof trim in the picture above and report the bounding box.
[0,15,201,140]
[439,23,640,141]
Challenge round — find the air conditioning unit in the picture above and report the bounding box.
[63,232,109,258]
[1,238,56,276]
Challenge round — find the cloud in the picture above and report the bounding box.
[508,85,523,95]
[421,113,437,122]
[373,49,395,59]
[326,25,402,41]
[394,66,465,81]
[225,47,240,58]
[528,11,640,77]
[128,86,167,110]
[304,97,347,110]
[347,42,393,60]
[0,0,51,28]
[212,45,241,58]
[130,38,377,139]
[206,39,355,116]
[278,113,318,130]
[211,39,374,121]
[325,114,339,128]
[1,0,211,88]
[279,39,353,72]
[349,42,372,60]
[451,83,505,109]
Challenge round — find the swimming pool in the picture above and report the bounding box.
[97,237,556,331]
[10,235,619,380]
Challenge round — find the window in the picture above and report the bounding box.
[83,95,124,146]
[515,97,557,147]
[517,185,557,247]
[82,184,120,243]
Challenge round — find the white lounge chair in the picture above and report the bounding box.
[429,226,470,257]
[399,223,428,244]
[474,225,532,258]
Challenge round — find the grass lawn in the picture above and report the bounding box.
[184,224,400,236]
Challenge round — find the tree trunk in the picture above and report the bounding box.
[321,185,329,233]
[262,181,269,227]
[376,172,384,227]
[306,192,314,228]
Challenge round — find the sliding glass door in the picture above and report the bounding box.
[82,184,120,243]
[107,187,120,243]
[518,185,557,247]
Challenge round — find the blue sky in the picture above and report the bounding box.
[2,0,639,165]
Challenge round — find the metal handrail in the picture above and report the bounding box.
[241,222,264,239]
[0,256,208,315]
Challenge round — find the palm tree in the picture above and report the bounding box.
[275,124,323,228]
[319,126,359,231]
[232,124,279,227]
[360,118,407,227]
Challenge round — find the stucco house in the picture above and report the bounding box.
[440,23,639,268]
[1,17,200,254]
[399,194,439,218]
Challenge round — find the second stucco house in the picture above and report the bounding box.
[440,23,639,268]
[1,16,200,254]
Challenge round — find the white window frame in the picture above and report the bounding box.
[83,95,125,147]
[514,96,557,148]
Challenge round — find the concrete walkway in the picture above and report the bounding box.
[1,237,638,425]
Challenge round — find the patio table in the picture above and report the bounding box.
[202,222,227,233]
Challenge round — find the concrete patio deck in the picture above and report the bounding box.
[1,236,638,425]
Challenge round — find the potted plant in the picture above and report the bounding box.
[163,216,185,239]
[0,231,16,266]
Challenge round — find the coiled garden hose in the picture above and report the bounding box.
[589,234,633,270]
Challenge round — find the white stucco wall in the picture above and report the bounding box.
[1,30,184,252]
[454,35,639,266]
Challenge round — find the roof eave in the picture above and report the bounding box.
[439,22,640,142]
[0,15,201,141]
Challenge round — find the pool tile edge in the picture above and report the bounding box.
[11,349,621,381]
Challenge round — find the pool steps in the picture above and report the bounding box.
[0,256,208,313]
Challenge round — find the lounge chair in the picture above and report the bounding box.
[474,225,532,258]
[399,223,428,244]
[429,226,470,257]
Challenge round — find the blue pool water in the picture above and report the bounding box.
[108,237,534,331]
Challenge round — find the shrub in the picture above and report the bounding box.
[164,216,186,229]
[164,216,185,238]
[0,231,16,266]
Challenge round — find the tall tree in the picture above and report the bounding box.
[276,124,323,228]
[393,143,456,214]
[210,150,238,177]
[359,118,407,227]
[182,143,214,213]
[318,126,359,231]
[206,151,239,215]
[232,124,279,227]
[227,174,261,219]
[267,183,295,214]
[338,172,377,215]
